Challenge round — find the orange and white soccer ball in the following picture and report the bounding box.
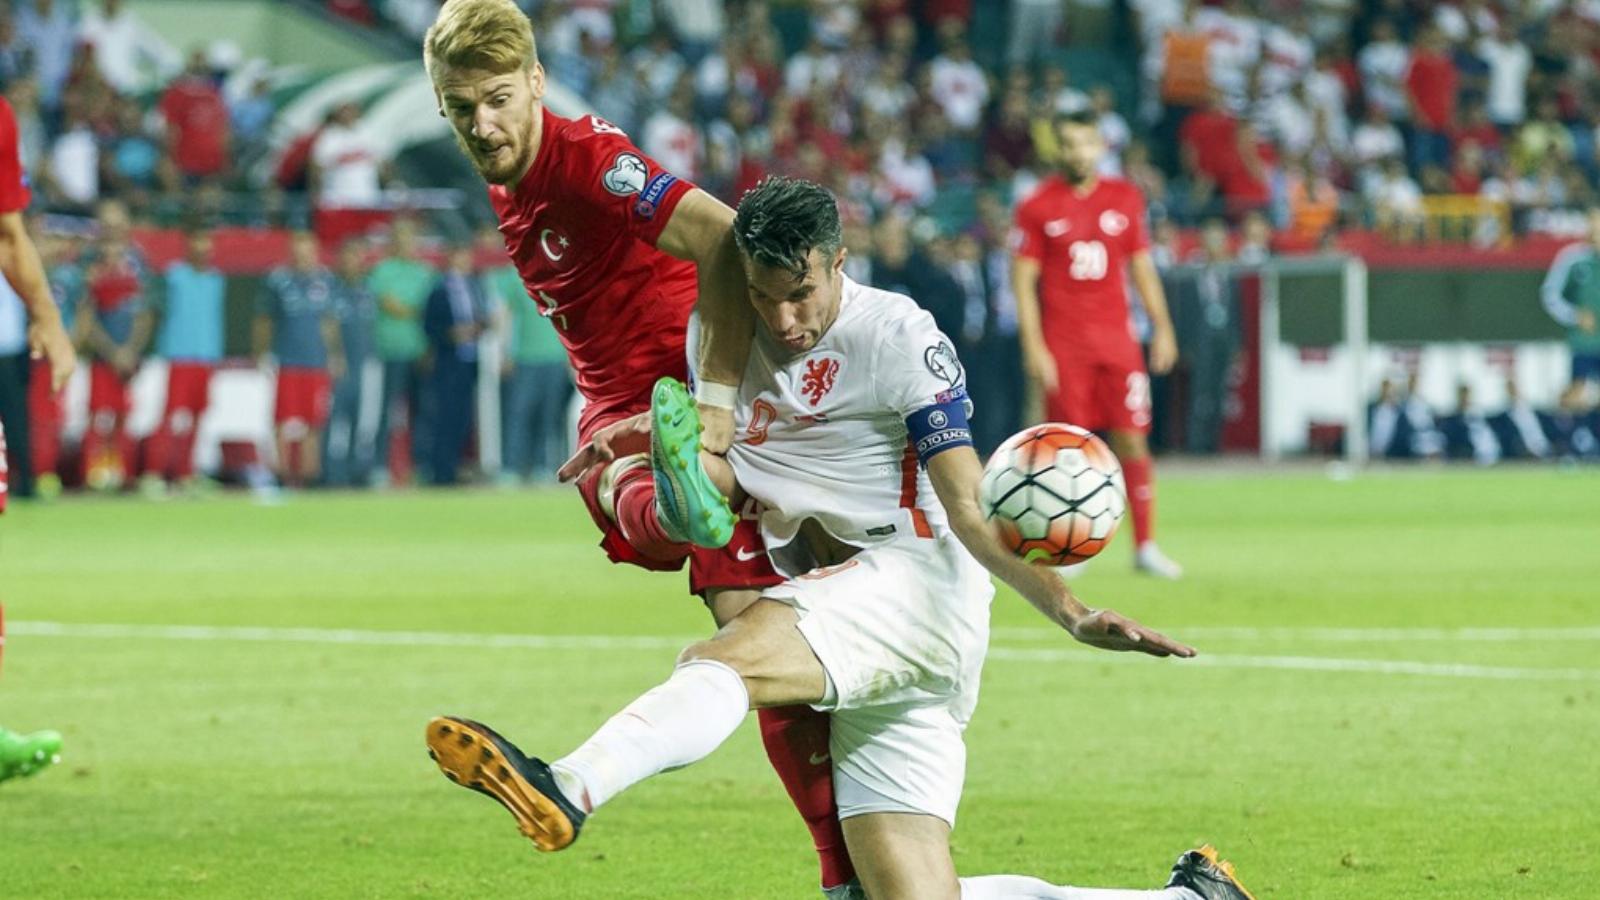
[980,423,1127,566]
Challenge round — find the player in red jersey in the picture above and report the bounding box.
[0,93,74,780]
[1013,110,1184,579]
[421,2,858,895]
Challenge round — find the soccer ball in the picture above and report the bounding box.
[980,423,1127,566]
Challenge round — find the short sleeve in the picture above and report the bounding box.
[0,97,32,213]
[874,310,966,417]
[565,116,697,248]
[1011,198,1044,263]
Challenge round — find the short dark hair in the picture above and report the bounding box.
[733,176,842,279]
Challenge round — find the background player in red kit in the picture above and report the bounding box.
[422,2,857,895]
[1013,110,1184,579]
[0,92,75,780]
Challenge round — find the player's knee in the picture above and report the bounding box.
[677,638,761,694]
[1109,429,1149,460]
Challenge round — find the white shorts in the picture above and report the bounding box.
[763,533,994,825]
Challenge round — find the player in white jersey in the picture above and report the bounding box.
[425,179,1255,900]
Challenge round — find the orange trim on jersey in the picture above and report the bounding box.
[899,442,934,539]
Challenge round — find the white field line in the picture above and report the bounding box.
[992,625,1600,642]
[11,621,1600,683]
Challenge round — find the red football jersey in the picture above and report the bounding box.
[1013,175,1150,365]
[0,96,30,213]
[491,108,699,427]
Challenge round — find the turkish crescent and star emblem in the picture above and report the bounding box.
[800,356,841,407]
[1099,209,1129,236]
[539,228,570,262]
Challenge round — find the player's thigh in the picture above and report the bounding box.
[840,812,959,900]
[679,598,828,707]
[1095,361,1152,436]
[1047,362,1102,429]
[703,587,762,628]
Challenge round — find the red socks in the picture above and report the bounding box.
[757,705,856,889]
[611,464,688,562]
[1123,454,1155,547]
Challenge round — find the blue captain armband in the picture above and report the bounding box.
[906,389,974,465]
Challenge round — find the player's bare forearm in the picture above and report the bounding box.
[1011,256,1047,353]
[0,212,61,328]
[1130,251,1178,374]
[1129,252,1175,333]
[657,189,752,453]
[656,189,753,388]
[928,447,1083,629]
[0,211,76,386]
[929,447,1195,657]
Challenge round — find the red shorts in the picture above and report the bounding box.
[89,362,133,416]
[573,406,780,593]
[165,361,214,415]
[1046,358,1152,434]
[274,367,332,429]
[689,498,784,596]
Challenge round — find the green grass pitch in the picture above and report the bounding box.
[1,468,1597,898]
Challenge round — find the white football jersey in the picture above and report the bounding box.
[725,276,972,574]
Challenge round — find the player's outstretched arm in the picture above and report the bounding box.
[927,445,1195,658]
[655,189,753,454]
[1010,256,1058,394]
[1129,250,1178,375]
[0,211,75,390]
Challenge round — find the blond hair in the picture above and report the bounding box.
[424,0,538,80]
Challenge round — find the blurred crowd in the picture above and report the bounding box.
[325,0,1600,244]
[1368,373,1600,463]
[0,203,576,500]
[8,0,1600,501]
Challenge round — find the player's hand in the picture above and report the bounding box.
[557,411,651,484]
[1023,341,1058,395]
[28,318,77,391]
[1067,608,1196,658]
[698,402,735,454]
[1149,326,1179,375]
[1578,310,1598,334]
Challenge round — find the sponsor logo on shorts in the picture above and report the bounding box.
[734,546,762,562]
[633,172,678,219]
[808,752,831,766]
[602,152,648,196]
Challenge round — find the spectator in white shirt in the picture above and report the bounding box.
[1260,14,1314,100]
[75,0,179,95]
[1352,103,1406,171]
[1358,19,1412,121]
[783,35,842,96]
[1476,18,1531,128]
[46,106,99,210]
[860,53,915,121]
[312,102,384,210]
[928,30,990,133]
[1194,0,1263,111]
[1091,86,1131,176]
[642,79,703,183]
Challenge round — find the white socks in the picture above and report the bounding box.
[550,659,749,813]
[960,876,1200,900]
